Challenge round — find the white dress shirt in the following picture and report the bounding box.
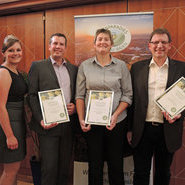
[145,58,169,123]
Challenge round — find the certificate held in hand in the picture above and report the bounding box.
[38,88,70,125]
[155,77,185,119]
[85,90,114,126]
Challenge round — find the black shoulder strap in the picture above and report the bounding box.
[0,65,10,72]
[0,66,13,80]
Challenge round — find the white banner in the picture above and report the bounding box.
[74,156,153,185]
[74,12,153,66]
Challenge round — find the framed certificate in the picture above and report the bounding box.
[155,77,185,119]
[38,88,69,125]
[85,90,114,126]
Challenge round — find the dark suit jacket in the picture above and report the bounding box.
[129,58,185,153]
[28,58,78,136]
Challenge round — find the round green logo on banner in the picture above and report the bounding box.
[105,24,131,52]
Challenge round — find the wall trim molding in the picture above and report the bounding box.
[0,0,120,16]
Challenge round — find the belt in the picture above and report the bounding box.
[146,122,163,127]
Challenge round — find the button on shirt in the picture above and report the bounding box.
[145,58,169,123]
[76,56,132,123]
[50,57,71,104]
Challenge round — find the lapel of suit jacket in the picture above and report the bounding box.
[141,59,150,100]
[45,58,60,87]
[166,58,176,89]
[65,60,74,97]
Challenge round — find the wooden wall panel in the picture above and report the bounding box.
[128,0,185,62]
[45,1,126,65]
[128,0,185,11]
[0,0,119,16]
[0,12,44,72]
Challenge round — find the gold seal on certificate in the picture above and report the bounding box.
[85,90,114,126]
[38,88,69,125]
[155,77,185,119]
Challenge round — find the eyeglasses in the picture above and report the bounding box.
[149,41,169,45]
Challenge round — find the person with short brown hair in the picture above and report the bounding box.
[76,28,132,185]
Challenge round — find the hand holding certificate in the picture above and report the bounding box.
[85,90,114,126]
[38,88,70,125]
[155,77,185,119]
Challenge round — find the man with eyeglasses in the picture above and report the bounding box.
[127,28,185,185]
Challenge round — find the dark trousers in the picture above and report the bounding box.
[38,124,73,185]
[133,122,174,185]
[85,119,127,185]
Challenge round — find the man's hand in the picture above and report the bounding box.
[162,111,181,124]
[40,120,58,129]
[67,103,76,115]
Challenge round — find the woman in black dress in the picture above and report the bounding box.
[0,35,27,185]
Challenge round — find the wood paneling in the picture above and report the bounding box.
[0,12,44,72]
[128,0,185,11]
[45,1,126,65]
[128,0,185,62]
[0,0,121,16]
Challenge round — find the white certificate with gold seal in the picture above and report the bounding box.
[38,88,69,125]
[155,77,185,119]
[85,90,114,126]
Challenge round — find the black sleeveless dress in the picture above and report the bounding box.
[0,66,28,163]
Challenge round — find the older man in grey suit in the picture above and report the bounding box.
[127,28,185,185]
[28,33,78,185]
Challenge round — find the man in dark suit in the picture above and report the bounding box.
[127,28,185,185]
[28,33,78,185]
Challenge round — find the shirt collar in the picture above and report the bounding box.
[91,55,116,65]
[50,56,66,65]
[149,57,169,68]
